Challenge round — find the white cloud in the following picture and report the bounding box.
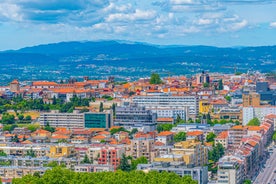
[270,22,276,28]
[106,9,156,22]
[0,3,23,22]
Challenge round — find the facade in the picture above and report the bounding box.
[151,108,186,120]
[228,126,248,150]
[39,112,84,128]
[48,144,77,158]
[217,156,244,184]
[84,111,113,129]
[97,146,125,169]
[0,166,49,179]
[132,94,198,119]
[243,106,276,125]
[114,104,157,132]
[137,162,208,184]
[129,137,156,162]
[242,93,260,107]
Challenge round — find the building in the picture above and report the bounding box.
[217,155,244,184]
[243,106,276,125]
[9,79,20,92]
[256,82,269,93]
[196,71,210,85]
[137,162,208,184]
[48,144,76,158]
[132,94,198,119]
[199,100,211,114]
[215,131,229,149]
[84,111,113,129]
[155,131,174,146]
[97,146,125,170]
[151,108,187,120]
[39,111,84,128]
[0,166,49,179]
[242,93,260,107]
[228,126,248,150]
[114,103,157,132]
[129,135,156,162]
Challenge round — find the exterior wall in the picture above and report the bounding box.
[39,112,84,128]
[243,107,276,125]
[130,138,156,162]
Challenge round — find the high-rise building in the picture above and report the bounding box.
[242,93,260,107]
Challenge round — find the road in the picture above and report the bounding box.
[254,147,276,184]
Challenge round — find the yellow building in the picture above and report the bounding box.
[48,144,76,158]
[199,100,211,114]
[154,139,208,166]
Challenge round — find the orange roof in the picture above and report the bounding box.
[21,140,33,144]
[18,135,30,139]
[187,130,203,136]
[10,79,19,84]
[156,117,174,122]
[71,136,87,141]
[246,126,262,131]
[32,81,58,86]
[204,142,213,147]
[231,125,245,130]
[33,129,51,134]
[90,128,106,132]
[92,135,106,139]
[216,131,228,139]
[51,135,69,139]
[155,141,165,146]
[98,131,110,135]
[157,131,174,136]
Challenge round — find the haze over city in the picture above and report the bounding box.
[1,0,276,50]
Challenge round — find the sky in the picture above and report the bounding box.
[0,0,276,50]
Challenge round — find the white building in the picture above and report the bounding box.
[132,94,198,120]
[242,106,276,125]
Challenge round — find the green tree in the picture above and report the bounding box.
[18,114,24,121]
[0,150,7,157]
[203,83,209,88]
[174,132,186,142]
[44,122,55,133]
[118,153,131,172]
[81,154,91,164]
[26,149,36,158]
[131,156,148,170]
[273,131,276,142]
[25,115,32,123]
[243,179,251,184]
[149,73,162,84]
[247,118,260,126]
[209,143,225,162]
[206,132,216,143]
[130,128,138,135]
[99,102,104,112]
[157,124,173,133]
[12,135,20,143]
[224,95,231,102]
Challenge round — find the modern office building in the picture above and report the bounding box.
[114,104,157,132]
[84,111,113,129]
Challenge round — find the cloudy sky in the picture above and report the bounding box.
[0,0,276,50]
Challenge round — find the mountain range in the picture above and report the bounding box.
[0,40,275,84]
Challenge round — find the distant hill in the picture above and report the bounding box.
[0,40,275,83]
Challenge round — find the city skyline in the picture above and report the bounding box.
[0,0,276,51]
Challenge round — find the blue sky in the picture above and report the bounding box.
[0,0,276,50]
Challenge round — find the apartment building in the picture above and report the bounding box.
[243,106,276,125]
[137,162,208,184]
[228,126,248,150]
[217,156,244,184]
[242,93,260,107]
[0,145,49,158]
[48,144,76,158]
[129,136,156,162]
[0,166,49,179]
[39,111,84,128]
[132,94,199,119]
[97,146,125,169]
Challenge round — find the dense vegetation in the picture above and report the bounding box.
[0,95,94,115]
[247,118,260,126]
[12,167,198,184]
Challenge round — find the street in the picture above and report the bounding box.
[254,147,276,184]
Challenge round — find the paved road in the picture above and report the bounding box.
[254,147,276,184]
